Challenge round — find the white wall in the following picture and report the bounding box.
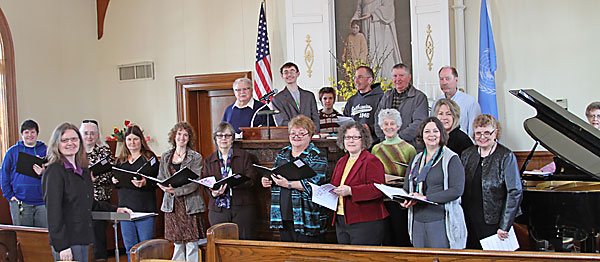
[1,0,287,153]
[463,0,600,150]
[1,0,101,141]
[1,0,598,153]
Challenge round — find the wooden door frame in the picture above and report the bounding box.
[175,71,251,156]
[175,71,251,122]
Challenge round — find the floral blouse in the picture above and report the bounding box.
[87,144,115,201]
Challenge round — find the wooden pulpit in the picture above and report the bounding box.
[240,126,289,140]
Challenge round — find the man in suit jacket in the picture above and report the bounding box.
[272,62,320,132]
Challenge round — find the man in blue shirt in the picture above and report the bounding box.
[222,78,274,134]
[431,66,481,137]
[1,119,48,227]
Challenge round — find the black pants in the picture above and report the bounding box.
[279,221,323,243]
[383,201,412,247]
[209,205,257,240]
[92,219,108,259]
[335,215,385,245]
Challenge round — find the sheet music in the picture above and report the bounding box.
[523,170,552,176]
[374,183,408,199]
[337,116,354,125]
[192,176,216,188]
[479,227,520,251]
[374,183,438,205]
[130,212,158,221]
[310,183,339,211]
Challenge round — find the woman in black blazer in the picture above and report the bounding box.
[43,123,130,262]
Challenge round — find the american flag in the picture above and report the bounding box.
[254,2,273,100]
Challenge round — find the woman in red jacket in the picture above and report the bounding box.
[331,122,389,245]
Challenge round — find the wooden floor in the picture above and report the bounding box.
[106,254,129,262]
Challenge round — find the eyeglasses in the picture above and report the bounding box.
[82,119,98,126]
[60,137,80,143]
[282,69,297,75]
[344,135,362,141]
[588,114,600,120]
[474,129,496,138]
[289,132,309,138]
[215,134,233,139]
[233,87,252,92]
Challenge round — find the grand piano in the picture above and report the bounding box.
[510,89,600,252]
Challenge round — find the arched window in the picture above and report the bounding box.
[0,8,18,159]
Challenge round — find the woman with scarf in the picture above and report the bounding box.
[401,117,466,249]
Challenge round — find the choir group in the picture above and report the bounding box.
[2,61,600,262]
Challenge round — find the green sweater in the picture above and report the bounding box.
[371,136,417,183]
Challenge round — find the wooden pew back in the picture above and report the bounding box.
[206,223,600,262]
[0,224,53,262]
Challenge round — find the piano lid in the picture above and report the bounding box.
[510,89,600,179]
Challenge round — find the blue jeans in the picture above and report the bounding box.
[120,216,155,261]
[9,199,48,227]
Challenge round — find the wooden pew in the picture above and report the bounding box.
[0,229,18,262]
[130,238,207,262]
[206,223,600,262]
[0,224,53,262]
[130,239,173,262]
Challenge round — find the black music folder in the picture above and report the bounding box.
[138,156,159,177]
[16,152,47,179]
[112,157,160,189]
[111,167,143,189]
[253,159,316,181]
[139,167,198,188]
[89,157,112,176]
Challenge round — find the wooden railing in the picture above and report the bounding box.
[205,223,600,262]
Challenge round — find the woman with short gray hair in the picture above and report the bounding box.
[200,122,258,240]
[371,109,416,246]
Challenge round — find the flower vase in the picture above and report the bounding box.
[106,140,117,156]
[115,141,125,156]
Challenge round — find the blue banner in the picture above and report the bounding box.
[478,0,498,119]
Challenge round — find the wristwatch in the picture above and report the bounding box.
[287,183,292,190]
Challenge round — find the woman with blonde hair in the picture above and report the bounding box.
[432,99,472,155]
[44,123,130,261]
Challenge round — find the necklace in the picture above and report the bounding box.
[173,150,186,163]
[478,142,497,165]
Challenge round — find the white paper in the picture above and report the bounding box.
[293,159,305,168]
[337,116,355,125]
[374,183,409,199]
[129,212,158,220]
[193,176,216,188]
[479,227,520,251]
[310,183,339,211]
[374,183,438,205]
[523,170,552,176]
